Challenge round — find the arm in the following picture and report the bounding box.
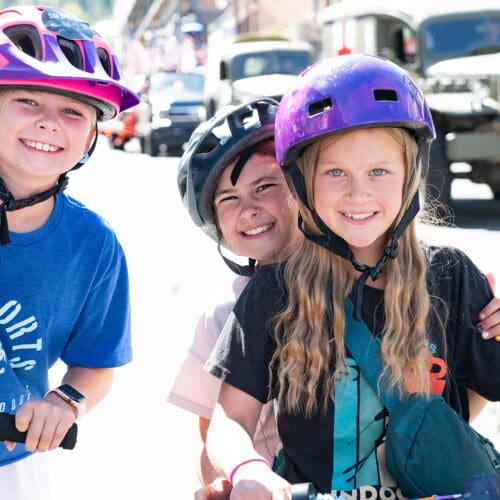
[206,382,290,499]
[194,416,232,499]
[467,389,488,422]
[10,366,114,453]
[198,417,221,485]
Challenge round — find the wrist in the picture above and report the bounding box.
[45,384,86,420]
[229,457,270,484]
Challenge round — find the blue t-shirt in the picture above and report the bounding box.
[0,193,132,466]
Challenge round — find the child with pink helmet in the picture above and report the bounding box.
[0,6,138,499]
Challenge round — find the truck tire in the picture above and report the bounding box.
[426,129,452,216]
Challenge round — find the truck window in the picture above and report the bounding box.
[425,15,500,57]
[231,51,311,81]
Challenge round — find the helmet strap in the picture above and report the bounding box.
[288,160,420,320]
[0,173,69,245]
[217,239,256,277]
[71,124,98,171]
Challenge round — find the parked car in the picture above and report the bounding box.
[135,71,206,156]
[204,37,314,117]
[320,0,500,207]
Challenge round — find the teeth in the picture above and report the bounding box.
[244,224,272,236]
[344,212,374,220]
[24,140,59,152]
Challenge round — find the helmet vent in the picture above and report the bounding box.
[58,36,83,70]
[373,89,398,101]
[198,135,220,154]
[4,25,42,59]
[97,47,112,77]
[308,97,332,116]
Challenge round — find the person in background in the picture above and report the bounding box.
[0,6,138,500]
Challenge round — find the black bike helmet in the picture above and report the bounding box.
[178,98,279,275]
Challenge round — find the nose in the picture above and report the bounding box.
[346,175,370,202]
[36,110,60,132]
[239,195,260,219]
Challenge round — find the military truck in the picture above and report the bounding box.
[320,1,500,207]
[204,36,314,118]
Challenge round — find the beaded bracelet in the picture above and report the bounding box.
[229,458,271,484]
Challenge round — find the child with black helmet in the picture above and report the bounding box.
[204,55,500,498]
[169,98,301,498]
[0,6,138,499]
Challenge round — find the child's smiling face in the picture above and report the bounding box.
[313,128,406,266]
[0,89,96,196]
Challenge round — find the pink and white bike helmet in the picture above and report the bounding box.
[0,5,139,120]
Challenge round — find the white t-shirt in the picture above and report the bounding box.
[168,275,281,463]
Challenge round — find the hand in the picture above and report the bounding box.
[478,273,500,342]
[194,478,232,500]
[230,463,291,499]
[7,393,76,452]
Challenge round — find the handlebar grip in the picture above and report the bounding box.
[0,413,78,450]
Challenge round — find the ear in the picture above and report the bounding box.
[85,125,97,151]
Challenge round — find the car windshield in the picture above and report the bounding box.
[424,15,500,57]
[231,50,310,81]
[149,72,205,95]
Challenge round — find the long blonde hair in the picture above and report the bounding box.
[271,127,437,416]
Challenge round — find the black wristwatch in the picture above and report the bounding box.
[47,384,86,419]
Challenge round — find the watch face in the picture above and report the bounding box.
[59,384,85,403]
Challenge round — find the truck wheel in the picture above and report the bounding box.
[426,129,452,216]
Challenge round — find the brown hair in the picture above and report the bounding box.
[271,127,437,416]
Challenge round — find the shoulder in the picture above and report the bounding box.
[198,275,250,327]
[424,244,488,281]
[61,194,116,233]
[233,263,287,320]
[424,245,486,283]
[424,244,470,267]
[59,194,123,251]
[424,244,493,318]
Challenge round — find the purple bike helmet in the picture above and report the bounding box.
[0,6,140,246]
[0,5,139,121]
[275,53,434,166]
[274,54,435,319]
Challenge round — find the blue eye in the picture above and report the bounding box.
[18,98,37,106]
[329,169,343,177]
[63,107,83,116]
[371,168,386,176]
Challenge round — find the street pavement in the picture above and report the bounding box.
[47,138,499,499]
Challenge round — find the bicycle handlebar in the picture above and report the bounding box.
[290,474,500,500]
[0,413,78,450]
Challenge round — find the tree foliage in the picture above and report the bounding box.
[0,0,114,24]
